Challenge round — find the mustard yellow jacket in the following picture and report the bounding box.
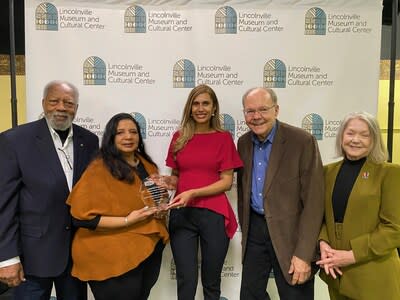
[320,158,400,299]
[67,157,169,281]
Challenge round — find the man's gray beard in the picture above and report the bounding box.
[45,112,74,131]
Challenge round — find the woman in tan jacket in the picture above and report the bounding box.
[67,113,168,300]
[317,112,400,300]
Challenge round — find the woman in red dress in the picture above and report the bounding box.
[165,84,243,300]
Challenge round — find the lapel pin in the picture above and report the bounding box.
[80,143,84,147]
[361,171,369,179]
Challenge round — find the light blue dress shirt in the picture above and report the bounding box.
[250,123,277,214]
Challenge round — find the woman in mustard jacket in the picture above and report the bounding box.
[317,111,400,300]
[67,113,168,300]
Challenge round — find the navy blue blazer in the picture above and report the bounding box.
[0,118,98,277]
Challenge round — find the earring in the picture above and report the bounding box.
[212,113,215,116]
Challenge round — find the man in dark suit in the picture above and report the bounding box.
[237,87,324,300]
[0,80,99,299]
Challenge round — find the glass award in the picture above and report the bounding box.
[140,176,171,210]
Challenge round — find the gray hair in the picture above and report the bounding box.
[242,87,278,107]
[42,80,79,104]
[335,111,388,163]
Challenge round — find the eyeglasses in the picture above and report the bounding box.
[243,105,275,117]
[57,148,73,170]
[47,99,76,109]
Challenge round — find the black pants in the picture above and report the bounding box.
[12,261,87,300]
[169,207,229,300]
[0,283,9,296]
[240,210,314,300]
[89,240,164,300]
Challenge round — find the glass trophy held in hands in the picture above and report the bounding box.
[140,175,173,218]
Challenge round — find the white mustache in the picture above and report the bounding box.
[47,111,74,130]
[53,113,69,118]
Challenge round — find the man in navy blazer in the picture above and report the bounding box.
[0,80,99,299]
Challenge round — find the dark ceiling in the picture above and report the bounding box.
[0,0,398,55]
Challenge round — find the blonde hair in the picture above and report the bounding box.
[173,84,222,154]
[335,111,388,163]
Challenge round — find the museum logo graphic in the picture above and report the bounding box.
[125,6,192,33]
[173,59,243,88]
[127,114,180,139]
[36,2,105,30]
[305,7,326,35]
[264,59,333,88]
[83,57,155,85]
[220,114,235,140]
[305,7,373,35]
[130,112,147,139]
[215,6,285,34]
[36,2,58,31]
[215,6,237,34]
[124,5,146,33]
[263,59,286,88]
[302,113,324,140]
[302,113,342,139]
[83,56,107,85]
[173,59,196,88]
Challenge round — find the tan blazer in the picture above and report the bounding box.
[320,159,400,300]
[237,121,324,284]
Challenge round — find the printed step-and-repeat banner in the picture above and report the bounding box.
[25,1,382,299]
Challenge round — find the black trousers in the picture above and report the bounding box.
[169,207,229,300]
[240,210,314,300]
[88,240,164,300]
[0,283,9,296]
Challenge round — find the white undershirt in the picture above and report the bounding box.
[48,122,74,191]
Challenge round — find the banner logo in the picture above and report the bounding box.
[327,12,372,34]
[263,59,286,88]
[215,6,237,34]
[305,7,326,35]
[302,113,324,140]
[125,5,146,33]
[130,112,147,139]
[36,3,58,31]
[170,258,176,280]
[220,114,235,139]
[83,56,106,85]
[84,59,155,85]
[238,11,283,33]
[173,59,196,88]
